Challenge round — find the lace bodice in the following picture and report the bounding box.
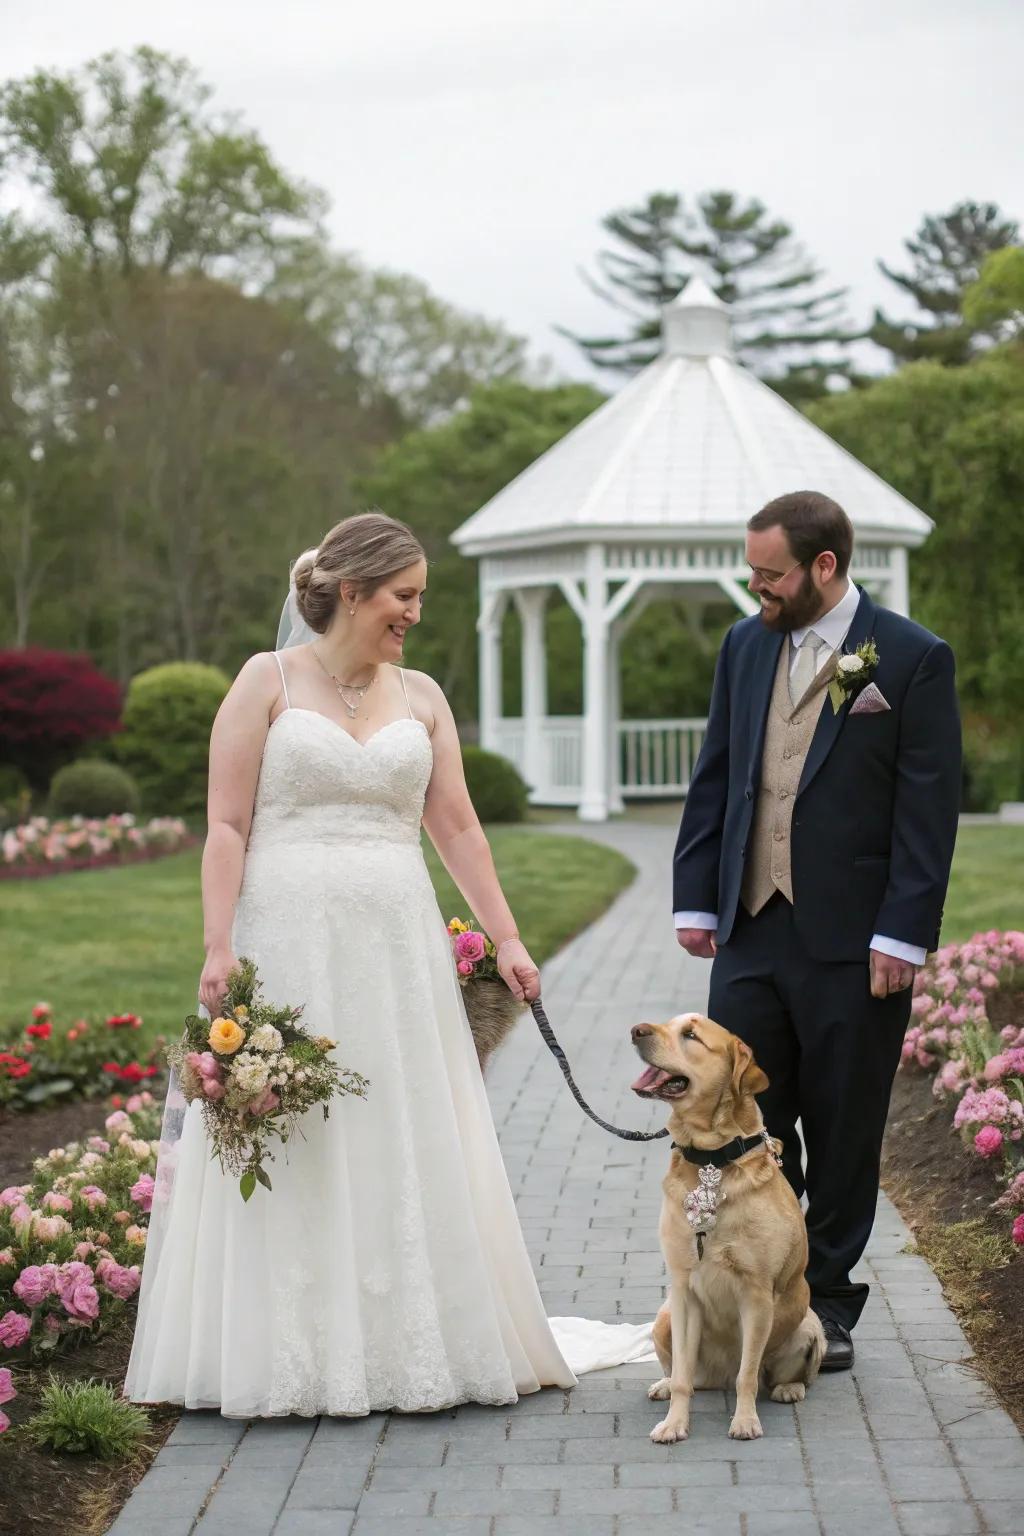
[246,710,434,852]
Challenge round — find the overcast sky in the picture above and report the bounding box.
[4,0,1021,381]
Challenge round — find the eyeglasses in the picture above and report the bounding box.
[747,559,805,588]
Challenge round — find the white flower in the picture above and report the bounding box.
[249,1024,283,1054]
[230,1051,270,1095]
[837,654,864,675]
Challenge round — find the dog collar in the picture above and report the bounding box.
[671,1131,770,1168]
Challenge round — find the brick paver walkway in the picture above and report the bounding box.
[108,819,1024,1536]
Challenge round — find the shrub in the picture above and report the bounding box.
[48,761,139,819]
[462,745,529,823]
[0,1002,160,1110]
[114,662,230,815]
[25,1377,150,1459]
[0,766,31,830]
[0,650,122,791]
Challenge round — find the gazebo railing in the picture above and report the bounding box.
[492,717,707,804]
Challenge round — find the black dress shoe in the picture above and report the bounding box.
[818,1316,854,1372]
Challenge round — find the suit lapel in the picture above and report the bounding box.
[746,629,785,791]
[797,587,876,799]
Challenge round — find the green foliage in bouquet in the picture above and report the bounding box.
[169,959,368,1201]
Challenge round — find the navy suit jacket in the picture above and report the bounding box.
[672,589,962,963]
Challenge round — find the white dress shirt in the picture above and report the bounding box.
[675,582,927,967]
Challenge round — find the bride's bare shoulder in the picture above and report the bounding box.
[224,652,288,714]
[396,667,452,728]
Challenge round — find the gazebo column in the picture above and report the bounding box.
[514,588,549,798]
[889,547,910,616]
[606,628,623,814]
[579,544,609,822]
[477,589,508,754]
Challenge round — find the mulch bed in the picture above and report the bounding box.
[0,1095,179,1536]
[0,839,198,883]
[882,1067,1024,1432]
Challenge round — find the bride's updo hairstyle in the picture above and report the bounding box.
[292,513,425,634]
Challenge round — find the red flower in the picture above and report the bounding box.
[31,1004,51,1020]
[143,1065,158,1078]
[26,1022,52,1040]
[102,1062,122,1075]
[106,1013,142,1030]
[119,1063,145,1084]
[0,1053,32,1079]
[110,1094,124,1108]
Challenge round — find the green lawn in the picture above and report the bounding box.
[943,824,1024,942]
[0,831,635,1044]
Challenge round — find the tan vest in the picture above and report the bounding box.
[741,638,836,915]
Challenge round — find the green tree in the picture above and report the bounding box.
[809,345,1024,805]
[266,241,532,428]
[869,202,1019,367]
[0,47,322,286]
[565,190,858,402]
[962,246,1024,342]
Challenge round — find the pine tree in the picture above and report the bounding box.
[564,190,859,401]
[869,201,1019,367]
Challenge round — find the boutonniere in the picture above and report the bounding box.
[828,639,879,714]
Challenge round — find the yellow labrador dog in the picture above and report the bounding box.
[631,1012,824,1443]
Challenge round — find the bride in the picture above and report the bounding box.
[125,511,651,1417]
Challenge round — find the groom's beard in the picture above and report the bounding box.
[758,567,823,633]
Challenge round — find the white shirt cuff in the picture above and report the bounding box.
[870,934,927,967]
[674,911,718,930]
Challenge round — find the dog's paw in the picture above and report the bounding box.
[647,1377,671,1401]
[769,1382,805,1404]
[650,1416,688,1443]
[728,1412,764,1440]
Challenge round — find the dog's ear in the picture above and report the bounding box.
[730,1037,769,1102]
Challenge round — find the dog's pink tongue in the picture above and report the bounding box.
[631,1064,670,1094]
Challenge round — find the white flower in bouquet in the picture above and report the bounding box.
[837,654,864,675]
[248,1024,283,1054]
[231,1052,271,1095]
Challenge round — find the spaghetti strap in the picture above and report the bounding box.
[398,666,414,720]
[272,651,291,710]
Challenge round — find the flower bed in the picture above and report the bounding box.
[1,814,192,880]
[0,1094,159,1370]
[0,1003,163,1111]
[900,929,1024,1247]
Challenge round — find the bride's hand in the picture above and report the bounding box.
[496,938,541,1003]
[199,947,238,1016]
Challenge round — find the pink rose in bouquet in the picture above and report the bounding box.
[457,960,474,976]
[455,930,487,965]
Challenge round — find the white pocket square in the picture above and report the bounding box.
[849,682,890,716]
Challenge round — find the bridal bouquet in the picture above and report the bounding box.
[446,918,524,1069]
[168,959,368,1200]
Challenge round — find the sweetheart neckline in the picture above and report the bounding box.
[269,708,431,752]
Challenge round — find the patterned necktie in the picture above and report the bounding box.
[789,631,826,709]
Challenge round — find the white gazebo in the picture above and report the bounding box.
[451,279,933,821]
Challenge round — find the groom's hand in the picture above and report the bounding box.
[676,927,717,959]
[869,949,917,999]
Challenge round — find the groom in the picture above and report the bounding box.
[673,491,960,1370]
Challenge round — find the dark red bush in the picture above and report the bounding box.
[0,648,123,789]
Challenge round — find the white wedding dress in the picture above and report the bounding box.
[125,663,652,1416]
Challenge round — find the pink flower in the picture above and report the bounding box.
[124,1225,147,1247]
[1013,1214,1024,1247]
[125,1094,145,1113]
[79,1186,108,1211]
[246,1089,280,1117]
[96,1259,141,1299]
[974,1126,1004,1158]
[129,1174,155,1213]
[56,1262,99,1322]
[41,1191,73,1213]
[73,1242,96,1261]
[0,1251,13,1268]
[0,1311,32,1349]
[104,1110,132,1132]
[0,1367,13,1404]
[202,1077,225,1101]
[112,1211,131,1226]
[13,1264,58,1306]
[8,1205,32,1235]
[86,1137,110,1154]
[455,930,487,963]
[456,959,474,976]
[0,1187,29,1209]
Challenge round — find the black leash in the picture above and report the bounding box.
[530,997,669,1143]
